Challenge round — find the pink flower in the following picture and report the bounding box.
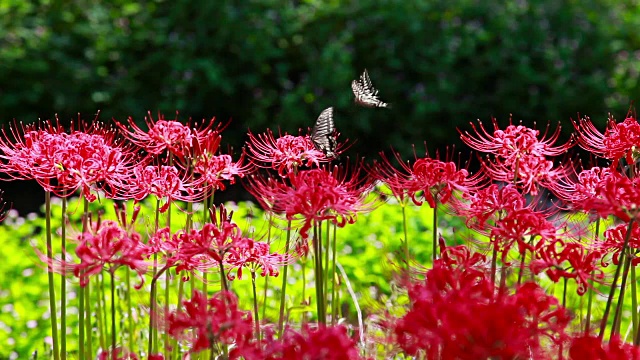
[115,112,223,158]
[224,239,290,280]
[573,114,640,166]
[246,129,329,177]
[126,164,204,212]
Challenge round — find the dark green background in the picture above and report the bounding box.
[1,0,638,211]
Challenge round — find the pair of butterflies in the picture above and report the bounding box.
[311,69,389,158]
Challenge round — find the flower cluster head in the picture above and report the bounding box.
[372,146,485,208]
[460,118,573,195]
[127,164,203,212]
[393,244,571,359]
[248,164,375,240]
[0,118,139,201]
[224,238,289,281]
[246,129,330,177]
[165,290,253,354]
[573,113,640,167]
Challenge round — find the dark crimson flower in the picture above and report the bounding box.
[573,114,640,167]
[569,334,640,360]
[265,325,362,360]
[245,129,329,177]
[394,255,570,359]
[115,112,223,158]
[460,118,573,195]
[165,290,254,354]
[224,238,290,281]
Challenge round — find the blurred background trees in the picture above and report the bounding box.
[0,0,638,211]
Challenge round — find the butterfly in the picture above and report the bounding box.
[351,69,390,108]
[311,107,337,159]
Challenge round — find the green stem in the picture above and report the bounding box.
[126,268,134,354]
[110,271,117,360]
[586,270,595,335]
[611,252,632,339]
[432,200,438,263]
[278,221,293,337]
[633,265,638,341]
[599,219,635,340]
[85,278,93,357]
[313,221,326,325]
[95,276,105,350]
[323,221,330,317]
[331,222,338,325]
[45,191,60,360]
[60,196,67,359]
[148,266,169,357]
[251,271,261,343]
[401,204,409,269]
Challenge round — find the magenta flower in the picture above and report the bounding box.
[224,238,290,280]
[246,129,330,177]
[573,114,640,166]
[265,325,363,360]
[460,118,573,195]
[115,112,223,158]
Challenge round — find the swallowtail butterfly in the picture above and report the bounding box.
[351,69,390,108]
[311,107,337,159]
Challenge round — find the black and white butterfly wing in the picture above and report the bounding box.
[352,69,390,108]
[311,107,337,159]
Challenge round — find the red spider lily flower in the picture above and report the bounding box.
[38,220,148,287]
[254,164,376,240]
[245,129,330,177]
[224,238,290,280]
[577,170,640,222]
[264,325,363,360]
[549,166,613,210]
[530,239,605,295]
[453,183,527,230]
[126,164,205,212]
[569,334,640,360]
[371,147,486,208]
[394,255,570,359]
[0,119,140,201]
[573,113,640,167]
[598,222,640,267]
[193,153,251,192]
[460,118,573,195]
[115,111,224,158]
[165,290,254,354]
[490,207,558,263]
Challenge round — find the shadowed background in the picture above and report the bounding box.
[0,0,638,213]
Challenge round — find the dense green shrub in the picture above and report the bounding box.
[0,0,630,160]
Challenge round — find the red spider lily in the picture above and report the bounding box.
[0,119,140,201]
[569,334,640,359]
[549,166,613,210]
[245,129,330,177]
[490,207,559,263]
[125,164,205,212]
[453,183,527,230]
[115,111,224,158]
[460,118,573,195]
[573,113,640,167]
[530,239,605,295]
[38,220,148,287]
[577,170,640,222]
[394,254,570,359]
[598,222,640,267]
[193,153,251,192]
[224,238,290,281]
[165,290,254,354]
[371,147,486,208]
[249,164,376,239]
[264,325,363,360]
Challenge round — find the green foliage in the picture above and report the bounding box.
[0,0,633,162]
